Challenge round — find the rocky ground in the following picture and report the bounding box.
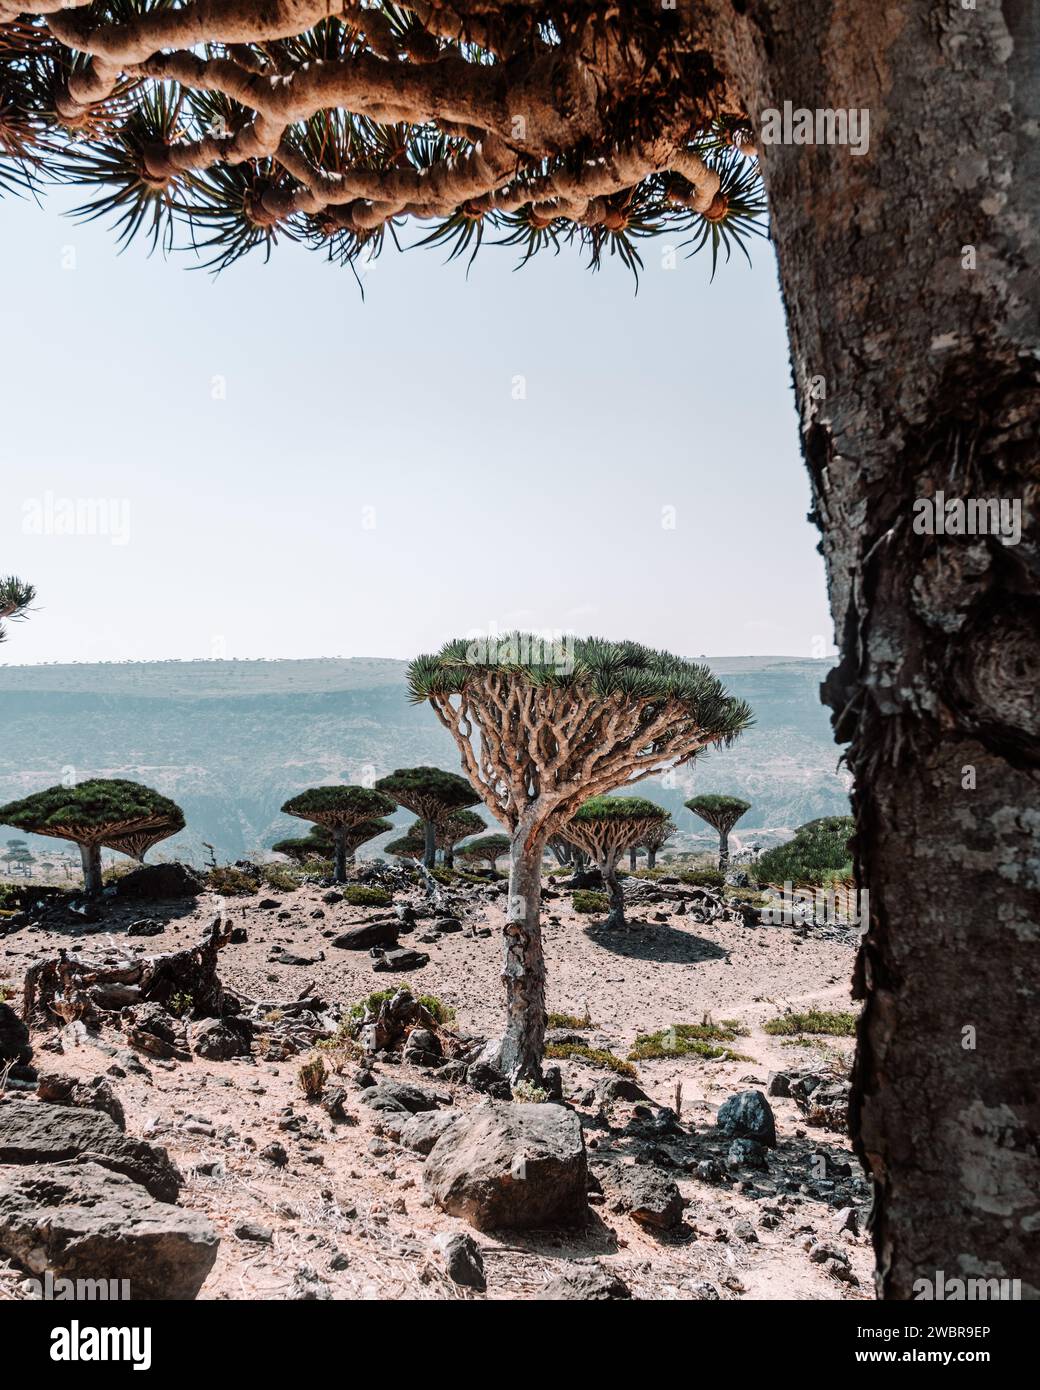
[0,863,872,1301]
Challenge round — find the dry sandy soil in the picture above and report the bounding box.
[0,874,873,1301]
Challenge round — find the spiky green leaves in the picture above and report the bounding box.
[408,633,753,736]
[281,785,396,829]
[456,832,511,864]
[0,779,184,845]
[572,797,667,824]
[685,794,751,834]
[0,573,35,642]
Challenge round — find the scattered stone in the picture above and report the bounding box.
[433,917,462,933]
[594,1075,650,1105]
[331,920,398,950]
[465,1060,512,1100]
[424,1102,588,1231]
[190,1017,251,1061]
[695,1158,725,1184]
[604,1164,684,1231]
[260,1141,289,1168]
[372,946,429,972]
[0,1098,180,1202]
[0,1161,217,1299]
[235,1221,273,1244]
[432,1231,485,1290]
[359,1081,441,1115]
[726,1138,769,1171]
[320,1087,349,1122]
[114,862,203,900]
[36,1073,126,1130]
[543,1262,632,1301]
[126,918,165,937]
[716,1089,777,1147]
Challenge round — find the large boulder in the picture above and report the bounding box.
[0,1099,180,1202]
[113,862,203,900]
[383,1110,459,1155]
[716,1089,777,1148]
[358,1081,441,1115]
[424,1102,588,1231]
[603,1164,684,1231]
[331,919,398,950]
[0,1162,217,1299]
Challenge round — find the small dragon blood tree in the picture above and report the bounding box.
[375,767,481,869]
[435,808,487,868]
[274,817,392,867]
[641,815,676,870]
[686,794,751,872]
[281,786,396,883]
[0,779,184,895]
[565,798,668,928]
[407,633,752,1080]
[457,833,512,874]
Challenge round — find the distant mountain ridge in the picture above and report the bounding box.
[0,656,851,864]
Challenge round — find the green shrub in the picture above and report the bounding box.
[571,890,609,914]
[629,1018,751,1062]
[512,1080,550,1103]
[344,885,391,907]
[544,1042,636,1077]
[548,1006,593,1029]
[205,865,257,896]
[261,863,299,892]
[678,869,725,888]
[346,988,455,1026]
[752,816,855,886]
[763,1009,858,1036]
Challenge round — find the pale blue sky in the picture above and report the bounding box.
[1,188,835,665]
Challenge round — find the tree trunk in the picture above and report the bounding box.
[706,0,1040,1298]
[497,824,547,1083]
[444,846,454,870]
[718,828,729,874]
[602,851,625,929]
[628,847,637,871]
[647,848,657,870]
[423,819,437,870]
[78,841,102,897]
[332,826,347,884]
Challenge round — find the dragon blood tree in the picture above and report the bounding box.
[457,833,512,874]
[384,834,424,861]
[408,634,752,1079]
[374,767,480,870]
[0,779,184,896]
[274,817,392,867]
[0,575,34,643]
[686,794,751,873]
[281,787,396,883]
[638,815,676,871]
[566,798,668,929]
[435,808,486,869]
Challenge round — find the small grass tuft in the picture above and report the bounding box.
[544,1042,637,1077]
[205,865,257,896]
[344,885,391,907]
[547,1004,593,1029]
[763,1009,858,1037]
[628,1016,751,1062]
[298,1054,327,1099]
[571,889,609,914]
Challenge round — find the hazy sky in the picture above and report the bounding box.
[1,188,835,666]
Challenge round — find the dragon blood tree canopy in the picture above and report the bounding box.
[566,796,668,928]
[686,792,751,869]
[0,779,183,848]
[408,634,753,839]
[0,5,766,281]
[375,766,481,867]
[0,778,186,894]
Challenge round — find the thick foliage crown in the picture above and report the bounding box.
[281,784,397,822]
[375,765,480,812]
[686,793,751,822]
[755,815,855,881]
[458,832,511,855]
[409,634,753,741]
[0,778,183,835]
[0,573,35,642]
[385,834,423,856]
[572,795,667,824]
[0,2,766,282]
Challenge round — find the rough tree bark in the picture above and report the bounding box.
[603,850,626,928]
[332,826,348,884]
[706,0,1039,1298]
[499,822,547,1081]
[423,819,437,871]
[717,827,730,874]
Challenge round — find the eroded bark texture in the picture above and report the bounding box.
[498,828,547,1082]
[706,0,1039,1297]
